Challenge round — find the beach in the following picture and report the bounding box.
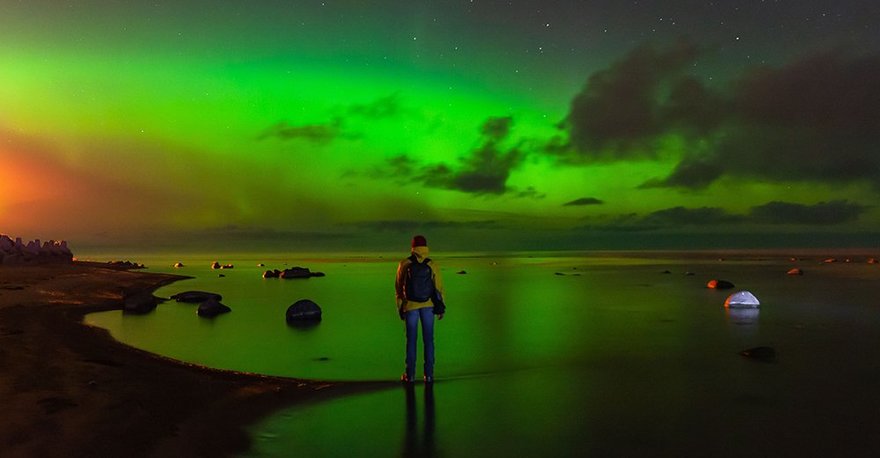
[0,261,385,457]
[5,253,880,456]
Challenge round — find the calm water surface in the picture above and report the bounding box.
[85,252,880,456]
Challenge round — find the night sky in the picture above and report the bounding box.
[2,0,879,251]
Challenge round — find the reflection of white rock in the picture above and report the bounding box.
[727,307,759,322]
[725,290,760,309]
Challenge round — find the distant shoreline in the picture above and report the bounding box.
[0,261,390,457]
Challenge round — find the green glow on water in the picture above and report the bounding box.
[85,252,880,455]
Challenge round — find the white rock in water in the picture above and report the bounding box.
[725,290,760,309]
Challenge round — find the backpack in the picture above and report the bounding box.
[405,255,435,302]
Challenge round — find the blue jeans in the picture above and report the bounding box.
[405,307,435,379]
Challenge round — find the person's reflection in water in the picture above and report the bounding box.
[401,383,437,457]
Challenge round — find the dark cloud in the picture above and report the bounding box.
[380,116,525,195]
[576,200,867,232]
[563,197,604,206]
[558,40,704,159]
[261,94,401,143]
[347,94,401,119]
[642,206,745,226]
[749,200,869,225]
[345,219,502,233]
[259,118,344,143]
[578,206,742,232]
[639,156,722,189]
[513,186,547,199]
[557,43,880,189]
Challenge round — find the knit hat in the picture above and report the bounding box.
[411,235,428,248]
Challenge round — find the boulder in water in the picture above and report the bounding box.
[286,299,322,322]
[197,298,231,318]
[211,261,221,269]
[171,291,222,303]
[173,262,185,268]
[263,269,281,278]
[786,268,803,275]
[707,279,735,289]
[123,293,158,314]
[279,267,324,279]
[725,290,760,309]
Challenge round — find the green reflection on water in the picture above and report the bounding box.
[85,253,880,456]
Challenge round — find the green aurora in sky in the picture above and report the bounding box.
[2,0,879,251]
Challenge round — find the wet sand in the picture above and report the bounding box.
[0,262,388,457]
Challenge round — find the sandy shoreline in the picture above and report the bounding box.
[0,262,390,457]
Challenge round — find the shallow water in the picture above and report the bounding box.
[85,252,880,456]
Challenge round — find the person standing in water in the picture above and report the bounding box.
[395,235,446,383]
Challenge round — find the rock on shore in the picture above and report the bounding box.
[0,234,73,265]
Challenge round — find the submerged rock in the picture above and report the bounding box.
[707,279,735,289]
[171,291,222,303]
[123,293,158,314]
[725,290,760,309]
[286,299,322,322]
[456,270,467,275]
[740,346,776,362]
[197,298,231,318]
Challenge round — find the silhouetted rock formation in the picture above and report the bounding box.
[286,299,322,322]
[263,269,281,278]
[197,298,231,318]
[276,267,325,279]
[0,235,73,265]
[123,292,158,314]
[170,291,223,303]
[107,260,145,269]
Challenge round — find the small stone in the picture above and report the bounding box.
[707,279,735,289]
